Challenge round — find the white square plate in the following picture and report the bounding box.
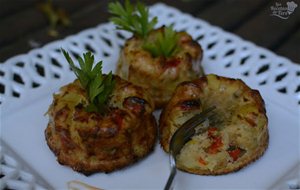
[1,3,299,190]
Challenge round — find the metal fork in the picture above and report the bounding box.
[163,106,217,190]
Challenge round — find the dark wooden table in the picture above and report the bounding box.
[0,0,299,64]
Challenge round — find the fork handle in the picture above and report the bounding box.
[164,165,177,190]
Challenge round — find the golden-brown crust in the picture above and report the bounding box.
[45,76,157,174]
[159,74,269,175]
[116,27,204,109]
[159,81,203,152]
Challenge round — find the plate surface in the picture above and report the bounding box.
[1,3,299,190]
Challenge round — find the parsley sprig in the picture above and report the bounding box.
[143,26,180,58]
[108,0,157,38]
[108,1,180,58]
[62,49,115,114]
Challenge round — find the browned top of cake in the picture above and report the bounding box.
[45,76,157,175]
[116,27,203,108]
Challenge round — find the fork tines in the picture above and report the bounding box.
[170,106,216,157]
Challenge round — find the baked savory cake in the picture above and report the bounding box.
[116,27,203,108]
[159,74,268,175]
[45,50,157,175]
[109,1,203,108]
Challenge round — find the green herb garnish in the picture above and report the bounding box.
[61,49,115,114]
[108,1,180,58]
[108,0,157,38]
[143,26,180,58]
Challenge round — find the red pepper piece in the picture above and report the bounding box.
[164,58,181,68]
[227,146,245,161]
[198,157,207,165]
[207,136,223,154]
